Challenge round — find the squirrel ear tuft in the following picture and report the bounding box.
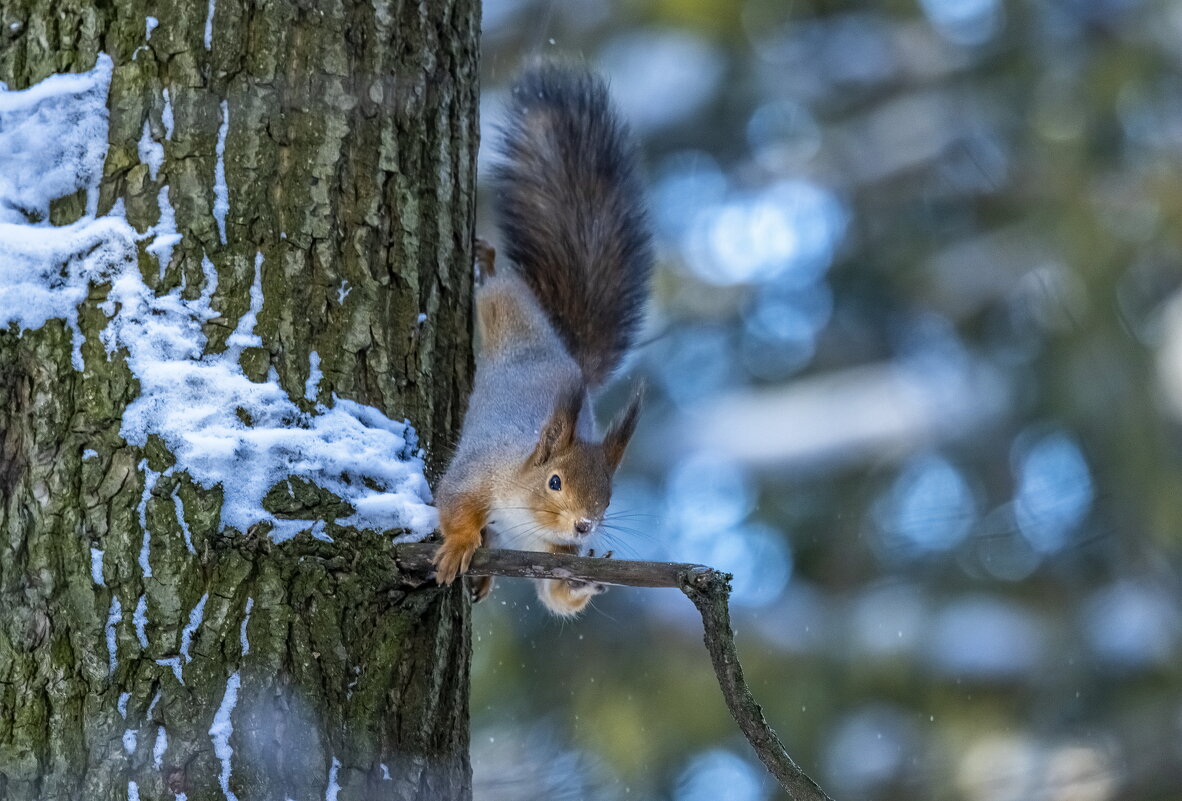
[532,383,583,465]
[603,384,644,473]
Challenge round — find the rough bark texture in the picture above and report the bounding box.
[0,1,479,799]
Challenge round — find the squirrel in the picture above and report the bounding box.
[431,61,652,616]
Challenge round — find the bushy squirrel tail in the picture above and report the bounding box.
[494,61,653,388]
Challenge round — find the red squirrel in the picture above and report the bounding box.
[432,62,652,616]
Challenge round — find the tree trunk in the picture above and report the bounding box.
[0,1,479,799]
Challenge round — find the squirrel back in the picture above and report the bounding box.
[495,61,653,388]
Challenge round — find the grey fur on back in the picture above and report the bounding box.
[494,61,653,388]
[451,274,593,476]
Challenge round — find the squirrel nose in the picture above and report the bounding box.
[574,519,592,535]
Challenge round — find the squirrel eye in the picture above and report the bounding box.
[548,474,562,491]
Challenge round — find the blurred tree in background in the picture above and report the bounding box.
[471,1,1182,800]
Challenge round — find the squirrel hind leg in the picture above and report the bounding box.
[535,577,606,617]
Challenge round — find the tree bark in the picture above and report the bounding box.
[0,1,479,799]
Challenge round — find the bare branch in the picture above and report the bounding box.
[393,542,836,801]
[393,542,711,588]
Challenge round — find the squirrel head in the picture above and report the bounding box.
[517,383,643,544]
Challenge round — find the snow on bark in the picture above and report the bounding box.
[133,594,149,648]
[0,55,438,542]
[179,593,208,663]
[212,100,229,244]
[105,597,122,674]
[239,597,254,655]
[209,671,241,801]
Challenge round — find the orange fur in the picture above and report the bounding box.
[535,543,605,616]
[432,490,488,585]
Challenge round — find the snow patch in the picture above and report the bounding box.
[0,54,438,545]
[305,351,322,401]
[146,185,181,279]
[180,593,208,663]
[156,657,183,685]
[337,280,351,304]
[83,447,99,460]
[213,100,229,243]
[90,547,105,585]
[171,484,198,554]
[240,597,254,655]
[210,672,241,801]
[123,728,137,754]
[380,763,391,781]
[0,53,112,222]
[225,252,262,354]
[145,17,159,39]
[161,88,174,141]
[204,0,216,49]
[0,212,137,370]
[153,726,168,769]
[137,460,159,579]
[118,691,130,719]
[108,247,436,538]
[106,597,122,674]
[128,781,140,801]
[310,519,333,543]
[134,594,149,648]
[325,756,341,801]
[139,121,164,182]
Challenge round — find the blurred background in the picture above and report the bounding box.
[470,1,1182,799]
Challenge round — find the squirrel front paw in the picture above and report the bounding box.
[432,537,479,585]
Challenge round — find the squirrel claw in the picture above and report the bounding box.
[474,239,496,284]
[470,575,495,603]
[432,538,477,585]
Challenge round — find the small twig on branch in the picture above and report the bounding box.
[393,542,835,801]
